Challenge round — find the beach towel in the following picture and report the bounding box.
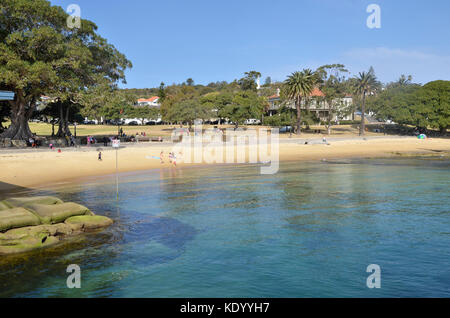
[0,207,41,232]
[26,202,92,224]
[4,196,63,208]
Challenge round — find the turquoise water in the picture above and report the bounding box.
[0,158,449,297]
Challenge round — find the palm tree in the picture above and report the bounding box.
[354,68,378,136]
[284,69,316,135]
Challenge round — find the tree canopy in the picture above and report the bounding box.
[0,0,131,139]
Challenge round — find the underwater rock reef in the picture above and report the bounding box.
[0,196,113,255]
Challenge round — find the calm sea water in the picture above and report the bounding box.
[0,158,449,297]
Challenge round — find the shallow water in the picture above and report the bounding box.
[0,158,449,297]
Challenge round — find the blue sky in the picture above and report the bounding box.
[51,0,450,88]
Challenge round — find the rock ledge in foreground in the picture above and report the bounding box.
[0,196,113,255]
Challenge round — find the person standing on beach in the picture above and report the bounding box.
[98,151,102,161]
[172,152,177,167]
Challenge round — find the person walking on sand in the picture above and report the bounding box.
[171,152,177,167]
[98,151,102,161]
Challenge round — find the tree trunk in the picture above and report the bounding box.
[360,92,366,136]
[0,93,34,140]
[327,99,332,135]
[56,103,72,138]
[296,96,302,135]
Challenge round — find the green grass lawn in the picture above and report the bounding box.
[2,121,389,138]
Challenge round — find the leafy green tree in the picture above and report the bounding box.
[283,69,316,134]
[354,67,379,135]
[264,76,272,86]
[264,105,296,128]
[220,91,266,128]
[316,64,350,134]
[415,80,449,133]
[186,78,194,86]
[158,82,167,101]
[366,83,421,126]
[0,0,131,140]
[199,92,233,124]
[238,71,261,91]
[127,106,160,125]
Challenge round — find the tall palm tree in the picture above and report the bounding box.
[284,69,316,135]
[354,69,378,136]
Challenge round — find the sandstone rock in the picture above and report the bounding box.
[65,215,114,230]
[0,225,60,255]
[0,201,12,211]
[0,207,41,232]
[26,202,92,224]
[0,196,113,255]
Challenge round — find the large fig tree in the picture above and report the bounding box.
[0,0,131,140]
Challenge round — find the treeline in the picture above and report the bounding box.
[367,78,449,134]
[0,1,448,140]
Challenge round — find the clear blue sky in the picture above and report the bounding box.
[52,0,450,88]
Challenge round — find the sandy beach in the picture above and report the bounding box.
[0,136,449,192]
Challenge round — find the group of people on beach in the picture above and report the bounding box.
[159,151,181,167]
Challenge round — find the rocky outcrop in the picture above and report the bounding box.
[0,196,113,255]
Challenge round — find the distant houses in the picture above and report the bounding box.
[136,96,160,108]
[267,88,353,122]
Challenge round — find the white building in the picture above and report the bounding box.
[267,88,353,122]
[136,96,160,108]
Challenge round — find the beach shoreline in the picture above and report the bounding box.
[1,136,449,193]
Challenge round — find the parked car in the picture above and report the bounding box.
[245,118,261,125]
[127,121,139,126]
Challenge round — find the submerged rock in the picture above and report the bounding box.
[0,196,113,255]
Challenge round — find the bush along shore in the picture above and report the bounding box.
[0,196,113,255]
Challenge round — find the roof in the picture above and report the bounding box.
[310,87,325,97]
[138,96,159,103]
[268,87,325,100]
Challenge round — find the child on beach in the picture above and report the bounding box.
[98,151,102,161]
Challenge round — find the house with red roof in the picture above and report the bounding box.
[267,88,353,122]
[137,96,160,108]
